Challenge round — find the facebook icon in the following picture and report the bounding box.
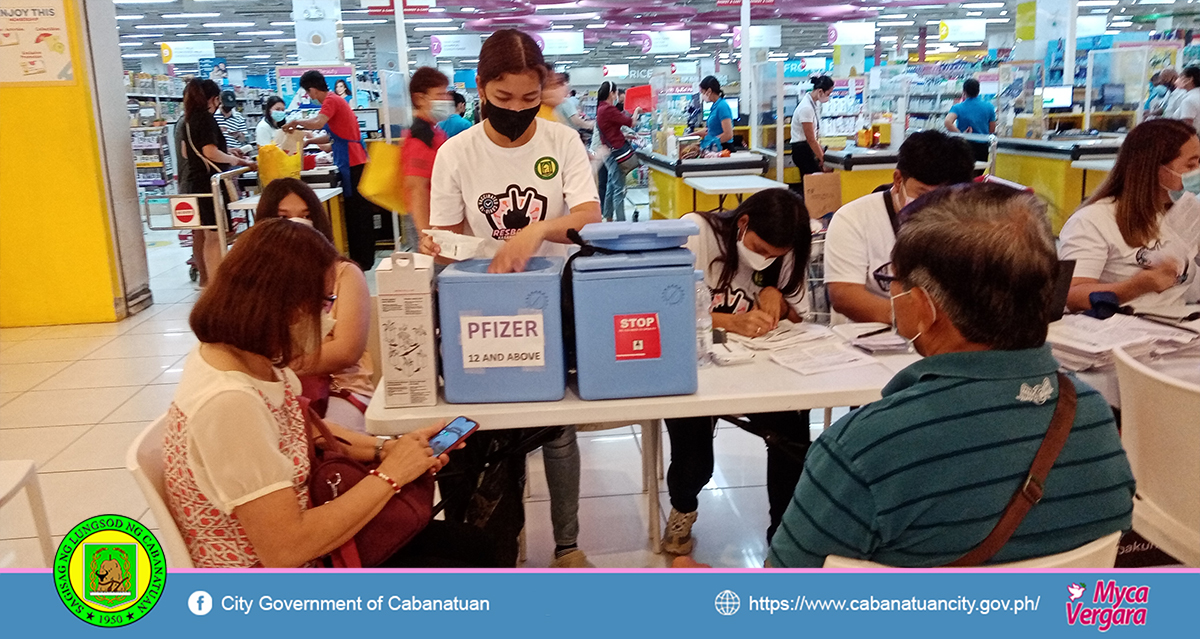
[188,590,213,616]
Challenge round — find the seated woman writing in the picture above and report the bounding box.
[165,218,496,568]
[256,178,375,432]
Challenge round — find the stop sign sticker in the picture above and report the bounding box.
[614,313,662,361]
[171,197,201,227]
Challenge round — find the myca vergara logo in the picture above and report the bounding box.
[1065,580,1149,632]
[54,514,166,627]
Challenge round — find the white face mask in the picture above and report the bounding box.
[736,228,777,272]
[893,182,911,210]
[890,288,936,354]
[429,99,455,122]
[290,311,336,358]
[288,216,314,227]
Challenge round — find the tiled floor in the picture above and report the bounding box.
[1,222,830,569]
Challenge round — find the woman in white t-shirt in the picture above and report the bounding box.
[165,219,496,568]
[256,96,287,146]
[791,75,834,180]
[423,29,601,273]
[1060,118,1200,311]
[664,189,815,557]
[421,29,600,569]
[1172,66,1200,132]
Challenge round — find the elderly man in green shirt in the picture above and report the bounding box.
[768,184,1135,568]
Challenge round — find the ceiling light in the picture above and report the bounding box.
[115,15,144,21]
[550,25,573,29]
[877,20,915,26]
[203,22,254,28]
[237,30,285,36]
[902,43,918,48]
[122,52,161,58]
[1109,21,1133,26]
[270,21,294,26]
[406,18,453,23]
[966,11,983,16]
[265,38,296,43]
[984,18,1010,23]
[225,65,248,69]
[287,54,298,57]
[461,59,479,64]
[880,36,899,41]
[536,13,600,21]
[535,2,583,8]
[213,39,251,44]
[118,42,142,47]
[161,12,219,19]
[121,33,162,38]
[113,0,177,4]
[341,19,388,25]
[879,14,909,19]
[703,38,726,44]
[428,7,445,12]
[1137,0,1176,4]
[961,2,1005,7]
[586,23,606,28]
[173,32,222,37]
[611,41,631,46]
[959,41,984,46]
[1078,0,1119,5]
[408,47,429,51]
[1091,8,1112,13]
[136,23,186,29]
[414,26,459,31]
[245,55,272,59]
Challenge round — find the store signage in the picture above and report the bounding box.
[460,314,546,369]
[170,197,201,228]
[602,63,629,78]
[614,314,662,361]
[0,0,74,85]
[716,0,774,5]
[295,0,342,63]
[431,34,482,57]
[783,57,829,77]
[199,57,226,81]
[363,0,435,16]
[938,19,986,42]
[535,31,584,56]
[732,25,781,49]
[160,40,214,64]
[278,65,354,110]
[828,22,875,47]
[1076,15,1107,39]
[1015,1,1036,41]
[641,30,690,54]
[671,60,699,76]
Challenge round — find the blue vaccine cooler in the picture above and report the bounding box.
[571,221,700,400]
[438,257,566,404]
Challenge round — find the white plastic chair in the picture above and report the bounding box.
[823,531,1123,568]
[126,417,195,568]
[0,460,54,567]
[1113,346,1200,566]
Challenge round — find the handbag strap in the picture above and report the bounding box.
[944,373,1077,567]
[185,118,224,175]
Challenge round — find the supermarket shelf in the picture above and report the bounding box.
[136,162,164,168]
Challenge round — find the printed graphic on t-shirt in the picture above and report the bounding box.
[711,288,753,315]
[1136,241,1191,284]
[478,184,549,240]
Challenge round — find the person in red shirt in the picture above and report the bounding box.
[595,81,642,221]
[284,70,376,271]
[402,67,451,251]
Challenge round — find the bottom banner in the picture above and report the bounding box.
[2,569,1197,637]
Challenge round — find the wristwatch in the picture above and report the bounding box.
[373,436,392,464]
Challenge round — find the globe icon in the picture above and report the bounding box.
[714,590,740,616]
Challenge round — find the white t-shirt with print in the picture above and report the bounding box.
[791,94,819,143]
[1174,88,1200,131]
[1059,197,1200,310]
[429,118,599,259]
[172,347,303,515]
[683,212,806,316]
[824,190,898,300]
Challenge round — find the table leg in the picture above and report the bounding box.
[646,419,663,553]
[693,189,697,213]
[327,195,349,256]
[718,194,727,211]
[1080,169,1088,204]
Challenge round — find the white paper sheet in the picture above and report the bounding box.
[769,342,878,376]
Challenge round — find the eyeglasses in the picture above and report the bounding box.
[323,294,337,308]
[872,262,901,292]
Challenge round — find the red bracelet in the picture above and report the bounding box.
[368,469,402,494]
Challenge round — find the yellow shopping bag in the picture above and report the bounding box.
[358,139,407,214]
[257,144,302,186]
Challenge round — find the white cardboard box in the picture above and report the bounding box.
[375,253,437,408]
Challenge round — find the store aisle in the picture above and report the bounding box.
[1,229,826,569]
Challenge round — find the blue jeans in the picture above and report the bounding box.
[400,213,419,253]
[602,153,626,222]
[542,425,581,546]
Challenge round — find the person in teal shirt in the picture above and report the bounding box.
[437,91,472,138]
[944,78,996,135]
[696,76,734,150]
[768,184,1134,568]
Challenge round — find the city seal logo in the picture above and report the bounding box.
[54,514,166,627]
[534,156,559,180]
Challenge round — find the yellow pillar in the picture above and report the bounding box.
[0,0,123,327]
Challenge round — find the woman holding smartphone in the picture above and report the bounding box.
[421,29,600,568]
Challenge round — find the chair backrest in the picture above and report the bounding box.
[1112,346,1200,564]
[823,532,1123,569]
[125,417,195,568]
[367,294,381,388]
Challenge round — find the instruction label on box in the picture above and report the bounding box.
[460,313,545,369]
[614,313,662,361]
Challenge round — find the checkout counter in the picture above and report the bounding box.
[638,150,771,219]
[991,136,1122,233]
[824,139,991,206]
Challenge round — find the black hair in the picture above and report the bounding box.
[299,69,328,92]
[1183,65,1200,87]
[810,75,834,93]
[562,72,570,83]
[963,78,981,98]
[183,78,222,117]
[450,91,466,107]
[700,75,723,97]
[597,80,617,102]
[262,96,285,129]
[896,130,976,187]
[698,189,811,300]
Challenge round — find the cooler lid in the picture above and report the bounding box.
[572,248,695,273]
[439,256,564,283]
[578,219,698,251]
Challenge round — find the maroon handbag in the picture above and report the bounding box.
[301,399,434,568]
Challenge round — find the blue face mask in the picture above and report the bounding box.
[270,110,286,123]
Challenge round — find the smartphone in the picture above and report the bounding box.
[428,416,479,456]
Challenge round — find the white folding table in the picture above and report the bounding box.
[682,175,785,212]
[366,351,918,552]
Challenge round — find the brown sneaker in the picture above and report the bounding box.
[662,508,698,555]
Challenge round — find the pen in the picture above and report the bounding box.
[856,326,893,339]
[1136,314,1200,335]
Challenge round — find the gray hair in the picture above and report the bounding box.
[892,183,1057,350]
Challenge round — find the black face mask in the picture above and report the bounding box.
[482,101,540,142]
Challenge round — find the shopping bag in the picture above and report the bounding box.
[358,139,407,214]
[257,144,302,186]
[802,171,842,219]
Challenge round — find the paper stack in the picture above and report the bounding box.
[727,320,834,351]
[1047,314,1198,371]
[769,342,877,376]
